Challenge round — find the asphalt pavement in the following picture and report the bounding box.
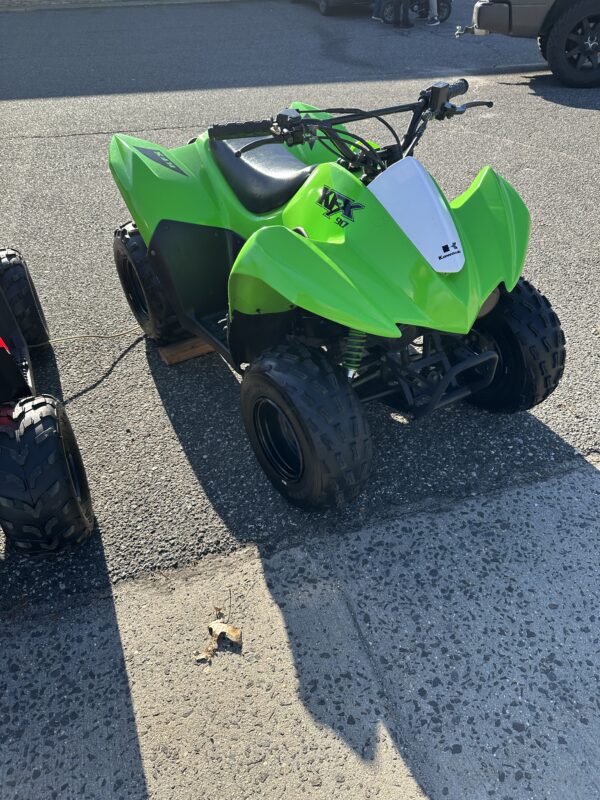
[0,1,599,798]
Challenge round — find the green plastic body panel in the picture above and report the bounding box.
[109,112,530,339]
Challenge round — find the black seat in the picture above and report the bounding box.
[210,137,315,215]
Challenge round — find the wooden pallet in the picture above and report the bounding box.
[158,337,215,366]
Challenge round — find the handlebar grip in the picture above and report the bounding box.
[447,79,469,100]
[208,119,274,141]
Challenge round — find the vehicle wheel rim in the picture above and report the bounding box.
[565,15,600,72]
[124,258,149,321]
[254,398,304,483]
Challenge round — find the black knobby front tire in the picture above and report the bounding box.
[113,222,186,345]
[241,344,372,510]
[0,396,94,554]
[546,0,600,88]
[0,248,49,346]
[468,279,566,414]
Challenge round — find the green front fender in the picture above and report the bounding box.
[229,166,530,338]
[229,226,402,338]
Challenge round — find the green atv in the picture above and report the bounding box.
[109,79,566,510]
[0,248,93,553]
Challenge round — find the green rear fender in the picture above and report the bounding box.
[109,134,225,244]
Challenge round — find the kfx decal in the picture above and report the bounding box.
[317,186,364,228]
[136,147,187,176]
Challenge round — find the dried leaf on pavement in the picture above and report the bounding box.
[208,620,242,646]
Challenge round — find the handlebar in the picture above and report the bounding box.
[447,78,469,100]
[207,80,492,173]
[208,119,274,141]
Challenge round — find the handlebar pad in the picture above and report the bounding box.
[208,119,274,141]
[447,79,469,100]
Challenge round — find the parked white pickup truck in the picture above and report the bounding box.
[457,0,600,87]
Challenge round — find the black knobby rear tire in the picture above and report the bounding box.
[241,343,372,510]
[113,222,186,345]
[546,0,600,88]
[0,248,49,346]
[0,396,94,554]
[468,279,566,413]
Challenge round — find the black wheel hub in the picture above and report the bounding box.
[254,398,303,483]
[566,15,600,71]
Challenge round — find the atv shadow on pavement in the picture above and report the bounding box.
[147,337,600,793]
[0,347,149,800]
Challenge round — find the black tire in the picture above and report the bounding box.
[319,0,332,15]
[468,279,566,413]
[113,222,186,345]
[546,0,600,88]
[383,1,396,23]
[0,396,94,554]
[240,343,372,510]
[437,0,452,23]
[0,248,49,346]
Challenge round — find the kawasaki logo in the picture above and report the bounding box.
[317,186,364,223]
[438,242,462,260]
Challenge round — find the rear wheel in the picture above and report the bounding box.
[319,0,332,15]
[468,279,566,413]
[0,248,49,346]
[241,343,372,509]
[546,0,600,87]
[114,222,186,345]
[0,396,94,554]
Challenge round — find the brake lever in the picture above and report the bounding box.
[436,100,494,120]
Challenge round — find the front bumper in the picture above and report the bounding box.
[457,1,510,36]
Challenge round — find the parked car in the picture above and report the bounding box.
[457,0,600,87]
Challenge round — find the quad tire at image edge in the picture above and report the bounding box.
[0,396,94,554]
[0,248,49,347]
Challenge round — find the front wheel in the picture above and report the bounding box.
[546,0,600,88]
[240,344,372,510]
[468,279,566,413]
[0,396,94,554]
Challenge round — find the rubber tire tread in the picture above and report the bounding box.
[0,248,49,346]
[241,343,372,509]
[546,0,600,88]
[113,222,187,345]
[469,279,566,413]
[0,396,94,554]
